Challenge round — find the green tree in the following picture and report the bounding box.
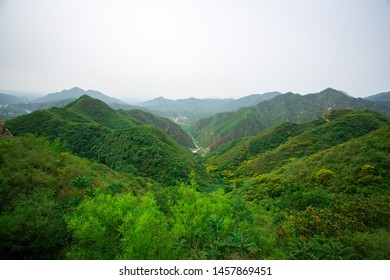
[66,193,137,259]
[72,176,92,189]
[120,192,171,259]
[312,168,335,185]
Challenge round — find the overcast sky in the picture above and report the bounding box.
[0,0,389,102]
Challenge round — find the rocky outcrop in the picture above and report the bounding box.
[0,119,12,137]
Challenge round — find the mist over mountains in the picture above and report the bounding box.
[136,92,282,120]
[32,87,127,105]
[1,87,389,122]
[0,87,128,120]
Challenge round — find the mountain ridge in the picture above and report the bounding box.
[137,92,281,121]
[206,109,388,179]
[364,91,390,102]
[191,88,390,150]
[33,87,127,105]
[5,95,203,185]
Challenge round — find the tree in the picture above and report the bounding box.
[312,168,335,185]
[72,176,92,189]
[66,193,137,259]
[120,192,171,259]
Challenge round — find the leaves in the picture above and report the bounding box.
[72,176,92,189]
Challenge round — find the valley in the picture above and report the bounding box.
[0,88,389,260]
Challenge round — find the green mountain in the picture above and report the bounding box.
[192,88,390,150]
[364,91,390,102]
[120,109,194,148]
[6,95,200,185]
[207,109,388,178]
[64,95,139,129]
[193,92,324,150]
[137,92,281,121]
[201,109,389,259]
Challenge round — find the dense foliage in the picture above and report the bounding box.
[0,135,151,259]
[1,97,389,260]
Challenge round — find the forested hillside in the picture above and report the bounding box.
[0,135,152,259]
[1,96,389,260]
[191,88,390,150]
[120,109,194,148]
[6,95,199,185]
[206,110,387,177]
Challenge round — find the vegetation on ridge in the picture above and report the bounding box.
[191,88,390,150]
[6,95,200,185]
[1,93,389,260]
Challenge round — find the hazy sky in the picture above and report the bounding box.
[0,0,389,102]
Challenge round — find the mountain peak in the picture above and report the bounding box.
[66,94,111,110]
[154,97,169,101]
[70,87,82,91]
[319,88,348,96]
[33,87,126,105]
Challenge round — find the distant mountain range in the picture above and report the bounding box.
[0,87,127,120]
[0,93,21,104]
[364,91,390,102]
[137,92,281,121]
[190,88,390,150]
[32,87,126,104]
[1,87,389,126]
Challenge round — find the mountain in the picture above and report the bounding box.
[364,91,390,102]
[6,95,201,185]
[207,109,388,177]
[120,109,194,148]
[192,92,325,150]
[137,97,233,121]
[216,112,390,260]
[64,95,139,129]
[33,87,127,105]
[191,88,390,150]
[0,93,25,120]
[137,92,281,121]
[0,93,21,104]
[223,92,281,110]
[1,88,129,120]
[304,88,384,109]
